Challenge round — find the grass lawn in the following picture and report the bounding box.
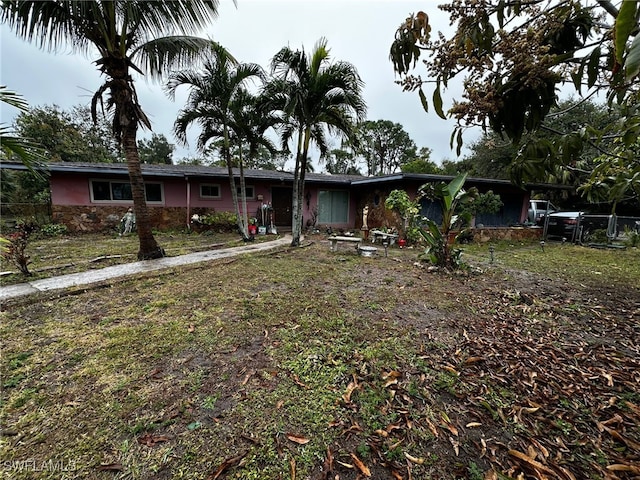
[1,235,639,479]
[0,231,273,286]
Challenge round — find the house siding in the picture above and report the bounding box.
[1,162,567,234]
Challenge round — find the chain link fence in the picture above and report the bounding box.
[0,202,51,231]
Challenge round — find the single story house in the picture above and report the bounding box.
[0,161,572,236]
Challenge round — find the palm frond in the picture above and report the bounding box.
[0,85,29,111]
[136,38,235,82]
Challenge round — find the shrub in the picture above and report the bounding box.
[623,226,640,247]
[39,223,68,237]
[1,221,36,276]
[193,210,238,232]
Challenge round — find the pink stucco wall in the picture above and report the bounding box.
[50,174,91,205]
[50,173,358,230]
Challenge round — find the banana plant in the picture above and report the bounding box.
[417,173,477,269]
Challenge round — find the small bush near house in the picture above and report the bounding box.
[623,225,640,247]
[1,221,36,276]
[38,223,68,237]
[193,210,238,232]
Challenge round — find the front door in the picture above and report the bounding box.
[271,187,293,227]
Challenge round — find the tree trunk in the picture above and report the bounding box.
[122,123,164,260]
[238,146,249,238]
[290,127,306,246]
[224,129,245,239]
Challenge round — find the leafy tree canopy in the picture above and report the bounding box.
[401,147,443,174]
[12,104,121,163]
[355,119,417,176]
[137,133,174,164]
[390,0,640,210]
[322,147,362,175]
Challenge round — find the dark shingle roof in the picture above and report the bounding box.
[0,161,360,185]
[0,161,571,190]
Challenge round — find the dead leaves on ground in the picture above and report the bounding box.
[319,284,640,479]
[137,433,170,447]
[208,451,248,480]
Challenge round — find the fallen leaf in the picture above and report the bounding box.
[286,432,310,445]
[464,356,484,364]
[292,374,310,389]
[404,452,424,464]
[484,468,499,480]
[465,422,482,428]
[606,464,640,474]
[209,451,248,479]
[350,453,371,477]
[384,377,399,388]
[508,449,555,475]
[241,370,255,386]
[188,324,195,333]
[290,457,296,480]
[343,378,358,403]
[443,365,459,375]
[137,433,170,447]
[424,418,439,437]
[449,437,460,456]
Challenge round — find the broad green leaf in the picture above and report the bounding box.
[615,0,638,64]
[625,34,640,81]
[433,84,446,119]
[418,88,429,113]
[449,128,457,150]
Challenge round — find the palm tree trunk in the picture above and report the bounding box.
[290,127,306,246]
[238,146,249,238]
[122,123,164,260]
[224,129,245,239]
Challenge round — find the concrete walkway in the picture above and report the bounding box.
[0,235,293,301]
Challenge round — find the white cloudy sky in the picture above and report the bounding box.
[0,0,480,169]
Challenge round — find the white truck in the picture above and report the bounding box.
[527,200,556,225]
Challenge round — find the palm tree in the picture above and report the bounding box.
[0,86,46,171]
[268,37,367,246]
[166,46,264,240]
[1,1,225,259]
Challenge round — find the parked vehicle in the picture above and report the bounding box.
[544,211,581,239]
[528,200,557,225]
[544,212,640,242]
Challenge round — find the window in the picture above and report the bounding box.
[318,190,349,224]
[90,179,164,204]
[236,185,255,199]
[200,184,221,199]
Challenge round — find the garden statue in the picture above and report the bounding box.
[362,205,369,230]
[120,208,136,235]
